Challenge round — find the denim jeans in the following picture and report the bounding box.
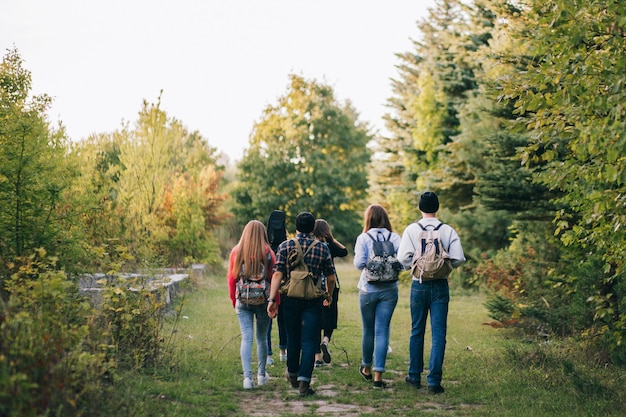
[283,295,323,382]
[359,286,398,373]
[236,300,271,379]
[408,279,449,387]
[267,301,289,355]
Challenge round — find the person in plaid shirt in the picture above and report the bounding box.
[267,212,337,397]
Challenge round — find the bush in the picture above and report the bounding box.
[0,250,114,416]
[0,249,181,416]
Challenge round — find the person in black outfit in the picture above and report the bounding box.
[266,210,288,364]
[313,219,348,366]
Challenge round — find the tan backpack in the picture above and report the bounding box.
[410,222,453,283]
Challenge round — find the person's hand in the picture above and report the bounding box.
[267,300,278,318]
[322,293,333,307]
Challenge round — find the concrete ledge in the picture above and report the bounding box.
[79,270,192,305]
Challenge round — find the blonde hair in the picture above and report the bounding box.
[313,219,334,242]
[362,204,393,233]
[233,220,270,278]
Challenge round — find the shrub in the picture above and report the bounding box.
[0,250,114,416]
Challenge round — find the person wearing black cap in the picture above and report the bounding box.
[267,212,337,397]
[397,191,466,394]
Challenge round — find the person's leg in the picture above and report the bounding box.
[427,280,450,389]
[283,297,302,380]
[324,286,340,342]
[298,299,323,382]
[255,305,271,378]
[359,290,376,377]
[276,303,287,362]
[277,301,288,359]
[315,306,324,364]
[372,287,398,379]
[235,303,254,385]
[315,329,324,365]
[266,318,274,364]
[408,280,430,385]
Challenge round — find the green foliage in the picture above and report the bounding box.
[0,247,187,415]
[97,276,167,370]
[67,98,227,269]
[0,249,114,416]
[233,74,371,242]
[381,0,626,364]
[0,48,77,278]
[490,0,626,354]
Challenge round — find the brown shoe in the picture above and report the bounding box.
[298,381,315,397]
[285,371,298,389]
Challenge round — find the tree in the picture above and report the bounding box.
[376,0,492,231]
[233,74,372,242]
[494,0,626,354]
[0,48,73,277]
[67,96,226,269]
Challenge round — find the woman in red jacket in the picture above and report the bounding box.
[228,220,277,389]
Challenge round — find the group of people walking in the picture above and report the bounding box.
[227,191,465,397]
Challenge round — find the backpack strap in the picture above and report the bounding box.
[418,221,444,230]
[366,231,391,242]
[292,238,319,260]
[417,222,444,255]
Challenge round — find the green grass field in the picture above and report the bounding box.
[117,261,626,416]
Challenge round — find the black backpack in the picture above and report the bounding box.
[267,210,287,252]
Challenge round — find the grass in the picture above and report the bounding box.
[115,261,626,416]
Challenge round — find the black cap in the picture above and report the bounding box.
[419,192,439,213]
[295,212,315,233]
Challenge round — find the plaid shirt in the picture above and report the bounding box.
[274,233,336,279]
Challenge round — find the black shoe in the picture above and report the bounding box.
[285,371,298,389]
[315,360,324,368]
[373,380,387,389]
[359,365,373,381]
[320,341,331,363]
[298,381,315,397]
[428,385,445,394]
[405,377,421,388]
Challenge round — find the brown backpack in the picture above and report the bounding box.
[280,239,324,299]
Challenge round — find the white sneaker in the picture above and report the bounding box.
[243,377,254,389]
[266,356,275,366]
[387,345,393,354]
[279,353,287,362]
[257,372,270,386]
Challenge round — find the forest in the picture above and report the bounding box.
[1,0,625,415]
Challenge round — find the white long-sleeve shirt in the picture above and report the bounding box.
[397,218,466,277]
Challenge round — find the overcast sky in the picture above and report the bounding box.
[2,0,434,162]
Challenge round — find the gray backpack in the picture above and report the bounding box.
[365,231,403,283]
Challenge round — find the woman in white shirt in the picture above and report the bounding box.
[353,204,401,389]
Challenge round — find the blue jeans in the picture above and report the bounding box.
[408,279,449,387]
[283,295,323,382]
[236,300,271,379]
[359,286,398,373]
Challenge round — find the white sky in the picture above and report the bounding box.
[1,0,433,162]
